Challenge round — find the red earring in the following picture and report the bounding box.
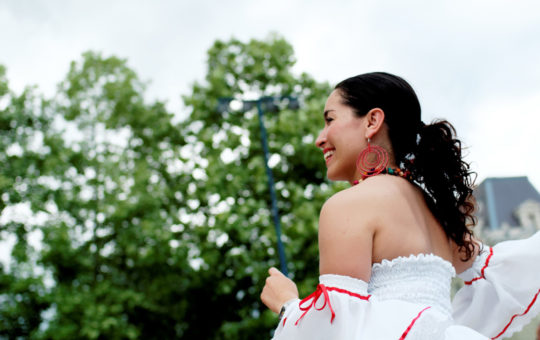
[356,138,389,179]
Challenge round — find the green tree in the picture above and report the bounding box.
[36,52,192,339]
[0,63,52,339]
[1,52,192,338]
[0,35,339,339]
[180,34,336,339]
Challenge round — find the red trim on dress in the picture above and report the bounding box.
[464,247,494,285]
[294,284,371,325]
[399,306,431,340]
[491,288,540,340]
[325,286,372,300]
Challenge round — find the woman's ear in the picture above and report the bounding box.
[364,108,385,139]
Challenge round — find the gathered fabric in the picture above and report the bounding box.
[453,231,540,339]
[295,283,371,325]
[272,231,540,340]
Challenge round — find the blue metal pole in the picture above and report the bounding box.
[256,100,288,276]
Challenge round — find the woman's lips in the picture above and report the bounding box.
[323,148,335,164]
[325,154,333,165]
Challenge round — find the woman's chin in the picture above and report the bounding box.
[325,170,336,181]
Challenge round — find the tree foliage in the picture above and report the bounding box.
[0,35,338,339]
[181,35,337,339]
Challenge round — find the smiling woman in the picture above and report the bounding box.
[316,90,370,182]
[260,72,540,339]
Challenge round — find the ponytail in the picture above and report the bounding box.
[335,73,478,261]
[409,120,477,261]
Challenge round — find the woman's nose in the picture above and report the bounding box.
[315,130,326,148]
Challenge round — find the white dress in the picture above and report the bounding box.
[272,231,540,340]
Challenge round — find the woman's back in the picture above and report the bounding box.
[367,175,454,267]
[318,174,455,282]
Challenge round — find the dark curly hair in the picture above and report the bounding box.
[335,72,477,261]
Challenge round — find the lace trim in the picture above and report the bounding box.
[458,246,491,282]
[492,288,540,339]
[464,247,493,285]
[372,253,456,276]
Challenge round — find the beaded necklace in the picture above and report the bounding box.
[352,167,413,185]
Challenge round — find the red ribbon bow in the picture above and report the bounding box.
[295,284,336,325]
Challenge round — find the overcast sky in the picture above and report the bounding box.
[1,0,540,190]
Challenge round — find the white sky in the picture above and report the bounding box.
[1,0,539,191]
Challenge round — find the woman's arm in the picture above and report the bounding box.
[318,187,376,281]
[261,183,377,315]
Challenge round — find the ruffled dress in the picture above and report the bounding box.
[272,231,540,340]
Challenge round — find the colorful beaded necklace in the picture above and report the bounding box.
[352,167,413,185]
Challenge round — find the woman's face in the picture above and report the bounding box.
[315,90,367,182]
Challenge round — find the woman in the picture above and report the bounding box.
[261,72,540,339]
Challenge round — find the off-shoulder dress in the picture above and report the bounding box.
[272,231,540,340]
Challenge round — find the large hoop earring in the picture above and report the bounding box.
[356,138,389,179]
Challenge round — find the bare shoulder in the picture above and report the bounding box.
[327,174,405,204]
[321,184,377,230]
[318,181,390,280]
[320,175,408,228]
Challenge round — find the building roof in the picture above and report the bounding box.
[475,176,540,229]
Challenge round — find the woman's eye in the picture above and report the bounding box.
[325,117,333,123]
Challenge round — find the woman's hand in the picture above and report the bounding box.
[260,267,299,314]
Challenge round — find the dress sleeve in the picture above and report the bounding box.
[452,231,540,339]
[271,274,450,340]
[271,275,376,340]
